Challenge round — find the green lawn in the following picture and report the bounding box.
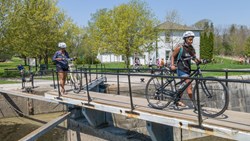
[1,56,250,82]
[0,57,23,73]
[194,56,250,76]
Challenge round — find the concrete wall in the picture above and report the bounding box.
[227,75,250,112]
[0,94,65,118]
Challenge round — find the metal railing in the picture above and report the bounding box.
[51,65,250,128]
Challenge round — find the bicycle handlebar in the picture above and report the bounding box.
[183,56,201,66]
[64,57,77,61]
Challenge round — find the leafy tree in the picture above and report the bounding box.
[244,37,250,57]
[88,0,158,68]
[0,0,17,61]
[195,20,214,60]
[60,18,85,57]
[7,0,67,67]
[208,31,214,59]
[222,33,232,55]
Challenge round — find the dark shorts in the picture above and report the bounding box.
[177,69,189,77]
[56,66,69,72]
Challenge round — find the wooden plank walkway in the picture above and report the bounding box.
[44,90,250,140]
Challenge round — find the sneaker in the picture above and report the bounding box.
[176,101,186,107]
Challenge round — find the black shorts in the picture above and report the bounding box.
[56,66,69,72]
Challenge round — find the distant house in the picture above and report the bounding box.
[144,22,202,66]
[97,22,202,66]
[97,53,123,63]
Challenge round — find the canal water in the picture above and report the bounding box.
[0,112,67,141]
[0,112,234,141]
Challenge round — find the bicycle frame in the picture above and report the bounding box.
[67,58,83,93]
[159,64,202,103]
[175,65,202,94]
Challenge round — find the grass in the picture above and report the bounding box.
[0,80,19,84]
[1,56,250,83]
[0,57,23,73]
[194,56,250,76]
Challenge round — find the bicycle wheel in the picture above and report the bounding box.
[192,77,229,118]
[145,76,175,109]
[71,72,82,93]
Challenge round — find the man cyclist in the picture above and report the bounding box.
[170,31,200,107]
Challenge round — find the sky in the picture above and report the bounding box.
[57,0,250,28]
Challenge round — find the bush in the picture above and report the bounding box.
[2,70,20,78]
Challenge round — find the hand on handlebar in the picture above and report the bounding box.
[170,65,177,71]
[196,60,201,65]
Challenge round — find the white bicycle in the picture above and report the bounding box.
[67,58,83,93]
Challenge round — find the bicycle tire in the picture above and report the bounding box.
[145,76,174,109]
[192,77,229,118]
[71,72,82,93]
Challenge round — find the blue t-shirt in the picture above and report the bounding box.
[17,65,24,71]
[52,50,70,69]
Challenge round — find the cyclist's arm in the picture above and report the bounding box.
[191,55,201,65]
[52,52,63,61]
[171,45,181,66]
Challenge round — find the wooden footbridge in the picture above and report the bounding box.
[0,69,250,141]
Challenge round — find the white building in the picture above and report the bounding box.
[97,22,202,66]
[149,22,202,65]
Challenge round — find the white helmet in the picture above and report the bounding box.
[183,31,195,39]
[58,42,66,48]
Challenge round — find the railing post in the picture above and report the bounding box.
[96,64,98,79]
[56,71,61,97]
[102,64,104,77]
[80,67,83,89]
[100,63,103,78]
[88,65,92,82]
[117,69,120,95]
[52,69,56,89]
[84,68,92,103]
[225,69,228,87]
[128,70,135,110]
[195,79,202,127]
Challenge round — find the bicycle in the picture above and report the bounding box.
[145,57,229,118]
[66,58,83,93]
[132,63,143,72]
[20,69,34,93]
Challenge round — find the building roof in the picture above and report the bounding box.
[157,22,202,31]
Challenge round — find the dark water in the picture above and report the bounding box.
[0,122,66,141]
[0,112,67,141]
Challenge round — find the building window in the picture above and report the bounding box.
[165,31,170,43]
[165,50,170,61]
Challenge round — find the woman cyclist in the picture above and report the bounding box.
[170,31,200,107]
[52,42,70,95]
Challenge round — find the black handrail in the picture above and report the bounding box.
[51,66,250,127]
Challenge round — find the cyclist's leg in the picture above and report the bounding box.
[185,79,192,99]
[57,66,67,94]
[176,69,190,106]
[58,72,65,93]
[62,72,67,86]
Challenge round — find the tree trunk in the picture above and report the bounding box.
[44,50,49,69]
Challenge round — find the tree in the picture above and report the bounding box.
[88,0,158,68]
[164,10,183,51]
[244,36,250,57]
[0,0,18,61]
[194,19,214,60]
[6,0,68,67]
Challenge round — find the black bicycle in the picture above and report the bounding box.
[145,57,229,118]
